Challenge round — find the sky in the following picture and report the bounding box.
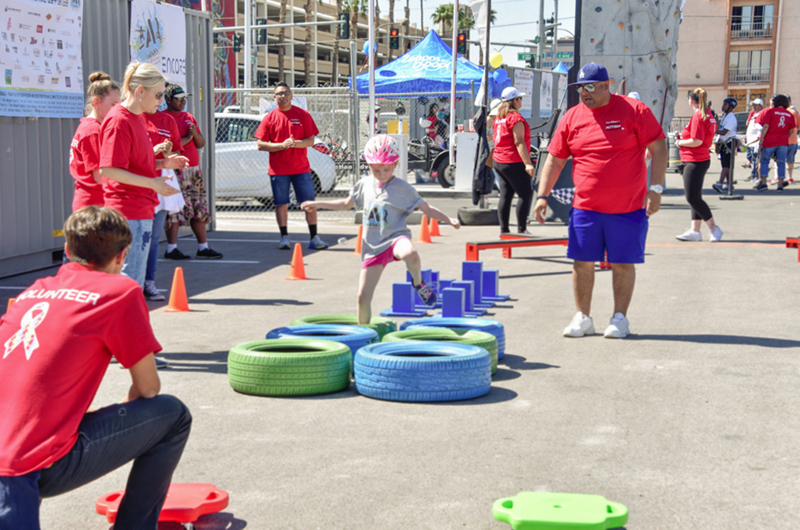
[376,0,577,68]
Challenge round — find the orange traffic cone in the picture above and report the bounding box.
[6,298,15,313]
[430,217,441,237]
[164,267,191,312]
[418,215,432,244]
[286,243,308,280]
[353,225,363,255]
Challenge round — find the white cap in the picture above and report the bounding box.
[501,87,526,102]
[752,98,764,106]
[489,98,502,116]
[627,91,641,101]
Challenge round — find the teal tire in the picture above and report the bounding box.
[382,328,498,375]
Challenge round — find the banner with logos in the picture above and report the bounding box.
[539,72,553,118]
[129,0,186,90]
[0,0,84,118]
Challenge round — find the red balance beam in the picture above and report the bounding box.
[786,237,800,262]
[466,237,569,261]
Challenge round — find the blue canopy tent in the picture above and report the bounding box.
[553,61,569,73]
[350,30,484,95]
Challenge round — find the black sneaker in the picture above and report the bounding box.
[196,247,223,259]
[155,357,169,369]
[754,182,768,192]
[164,248,191,260]
[143,282,166,301]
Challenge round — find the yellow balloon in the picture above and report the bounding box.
[489,52,503,69]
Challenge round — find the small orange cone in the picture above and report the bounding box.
[6,298,15,313]
[418,215,432,243]
[430,217,441,237]
[164,267,191,312]
[353,225,363,255]
[286,243,308,280]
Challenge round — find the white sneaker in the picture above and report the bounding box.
[563,312,595,337]
[278,235,292,249]
[604,312,630,339]
[675,229,702,241]
[709,226,723,242]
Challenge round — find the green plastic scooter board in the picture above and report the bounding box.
[493,491,628,530]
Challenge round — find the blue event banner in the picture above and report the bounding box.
[0,88,83,118]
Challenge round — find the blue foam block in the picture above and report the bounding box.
[380,282,428,317]
[482,269,510,302]
[441,288,466,318]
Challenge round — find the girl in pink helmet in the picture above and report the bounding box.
[302,134,460,324]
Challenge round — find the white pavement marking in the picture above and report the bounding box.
[0,286,27,290]
[156,259,260,264]
[205,238,302,243]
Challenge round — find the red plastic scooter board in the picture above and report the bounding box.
[96,483,229,526]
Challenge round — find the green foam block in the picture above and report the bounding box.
[492,492,628,530]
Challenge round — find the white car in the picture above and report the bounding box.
[214,113,336,204]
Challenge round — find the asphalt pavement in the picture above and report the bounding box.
[3,159,800,529]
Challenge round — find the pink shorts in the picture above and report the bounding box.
[362,237,409,269]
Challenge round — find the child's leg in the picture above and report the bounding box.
[357,265,384,325]
[393,238,422,285]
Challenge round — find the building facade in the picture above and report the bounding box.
[675,0,799,119]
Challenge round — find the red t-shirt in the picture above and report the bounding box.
[69,117,104,211]
[140,110,184,159]
[254,106,320,176]
[99,105,158,220]
[756,107,797,148]
[0,262,161,476]
[548,94,666,214]
[167,110,201,167]
[679,110,717,163]
[492,112,531,164]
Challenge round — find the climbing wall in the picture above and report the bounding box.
[581,0,682,131]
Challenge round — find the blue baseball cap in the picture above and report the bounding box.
[568,63,610,86]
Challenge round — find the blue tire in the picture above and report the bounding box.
[267,324,379,357]
[354,341,492,402]
[400,317,506,359]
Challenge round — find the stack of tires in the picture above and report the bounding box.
[399,317,506,359]
[290,314,397,339]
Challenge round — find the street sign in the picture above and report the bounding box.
[556,52,573,59]
[518,53,535,60]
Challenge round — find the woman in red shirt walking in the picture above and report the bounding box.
[675,88,723,242]
[68,72,120,212]
[99,62,187,288]
[492,87,535,234]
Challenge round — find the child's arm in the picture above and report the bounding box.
[301,196,355,211]
[418,202,460,229]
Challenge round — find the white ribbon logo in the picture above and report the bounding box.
[4,302,49,361]
[779,116,786,128]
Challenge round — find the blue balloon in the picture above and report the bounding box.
[493,68,508,83]
[362,41,378,55]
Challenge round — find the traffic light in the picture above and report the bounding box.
[338,13,350,39]
[457,32,467,54]
[389,28,399,49]
[257,71,267,87]
[256,18,267,45]
[233,34,242,53]
[545,16,555,38]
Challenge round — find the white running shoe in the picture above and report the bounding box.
[604,312,630,339]
[675,229,702,241]
[563,312,595,337]
[709,226,723,242]
[278,235,292,249]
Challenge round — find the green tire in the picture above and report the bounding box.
[382,328,498,375]
[290,314,397,339]
[228,339,352,396]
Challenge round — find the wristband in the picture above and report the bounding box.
[535,195,549,201]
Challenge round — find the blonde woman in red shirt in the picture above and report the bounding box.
[675,88,723,242]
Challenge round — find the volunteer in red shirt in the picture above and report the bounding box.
[492,86,535,234]
[533,63,667,339]
[673,87,724,242]
[68,71,120,212]
[755,93,797,191]
[255,82,327,250]
[0,206,191,530]
[99,62,188,288]
[164,84,222,260]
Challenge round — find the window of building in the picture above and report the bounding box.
[728,49,771,83]
[731,4,774,38]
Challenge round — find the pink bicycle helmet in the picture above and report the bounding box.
[363,134,400,164]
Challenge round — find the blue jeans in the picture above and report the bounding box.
[145,209,169,284]
[761,145,788,179]
[122,219,154,288]
[0,395,191,530]
[746,147,758,179]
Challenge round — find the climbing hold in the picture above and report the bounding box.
[595,6,602,12]
[656,75,661,81]
[652,100,658,106]
[624,46,629,52]
[665,29,670,36]
[636,25,641,30]
[618,22,624,29]
[590,38,595,44]
[650,56,654,62]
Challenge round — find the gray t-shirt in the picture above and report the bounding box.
[350,175,425,259]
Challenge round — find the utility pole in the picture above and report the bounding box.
[553,0,558,66]
[536,0,545,68]
[420,0,424,34]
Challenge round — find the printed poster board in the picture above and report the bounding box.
[539,72,553,118]
[130,0,186,90]
[514,69,533,119]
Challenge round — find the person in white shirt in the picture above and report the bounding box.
[712,97,739,192]
[740,100,764,182]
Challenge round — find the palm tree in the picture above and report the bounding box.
[387,0,396,61]
[304,0,313,85]
[277,0,287,82]
[332,0,343,86]
[404,0,410,34]
[342,0,367,70]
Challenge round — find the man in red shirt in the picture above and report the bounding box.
[0,206,192,529]
[755,93,796,191]
[255,82,327,250]
[533,63,667,339]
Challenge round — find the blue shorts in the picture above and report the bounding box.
[788,144,797,164]
[567,208,648,264]
[270,172,316,206]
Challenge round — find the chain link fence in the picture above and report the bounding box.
[212,85,474,222]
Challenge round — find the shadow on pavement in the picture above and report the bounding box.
[629,334,800,348]
[491,368,522,382]
[187,298,314,307]
[155,512,247,529]
[431,385,518,406]
[500,354,561,371]
[161,351,229,374]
